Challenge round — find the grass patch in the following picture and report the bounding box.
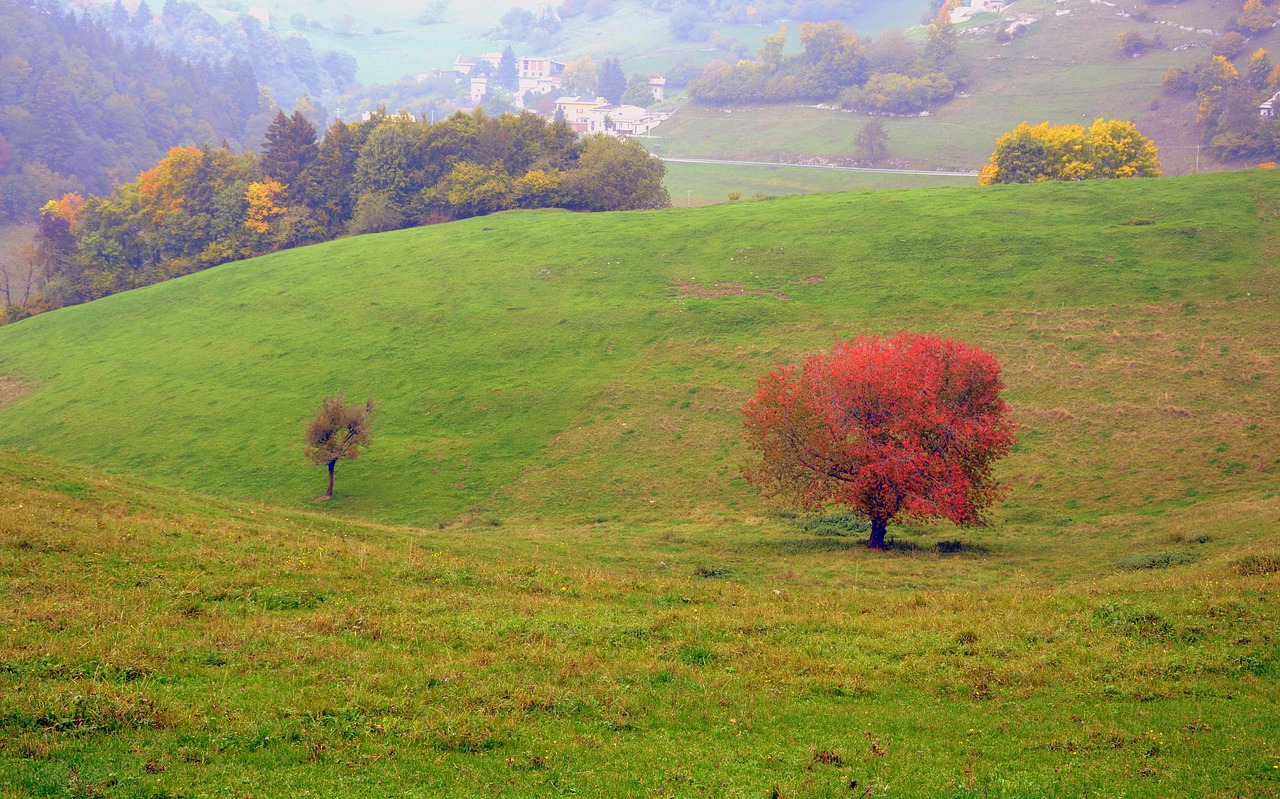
[1117,550,1199,570]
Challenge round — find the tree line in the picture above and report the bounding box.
[687,10,962,114]
[0,0,269,223]
[5,108,669,323]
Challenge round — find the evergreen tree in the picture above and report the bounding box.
[497,45,519,91]
[301,119,358,235]
[133,0,153,29]
[597,57,625,104]
[109,0,129,27]
[261,110,319,199]
[33,70,82,173]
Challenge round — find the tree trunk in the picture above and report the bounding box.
[867,517,888,550]
[325,459,336,498]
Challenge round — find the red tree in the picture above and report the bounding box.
[742,333,1015,550]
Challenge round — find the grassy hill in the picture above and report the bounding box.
[0,171,1275,529]
[2,443,1278,796]
[1,171,1278,794]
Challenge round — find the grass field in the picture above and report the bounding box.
[1,171,1278,795]
[661,161,974,204]
[2,449,1278,797]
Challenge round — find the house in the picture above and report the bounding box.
[519,57,566,80]
[453,55,481,76]
[1260,90,1280,117]
[518,56,567,98]
[555,96,609,131]
[585,103,666,136]
[648,77,666,102]
[470,76,490,105]
[453,52,503,77]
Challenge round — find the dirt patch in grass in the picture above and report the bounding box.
[0,374,32,405]
[672,279,790,301]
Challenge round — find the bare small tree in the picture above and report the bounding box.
[304,394,375,499]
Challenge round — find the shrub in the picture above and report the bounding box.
[1231,553,1280,575]
[793,513,871,537]
[1117,550,1197,570]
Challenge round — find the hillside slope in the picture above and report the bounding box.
[1,447,1278,796]
[1,172,1278,795]
[0,172,1276,541]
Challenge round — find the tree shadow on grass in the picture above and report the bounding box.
[740,521,992,558]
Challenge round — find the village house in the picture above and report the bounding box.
[453,52,503,77]
[648,77,666,102]
[585,103,666,136]
[554,96,671,136]
[518,56,567,97]
[555,96,609,131]
[471,76,490,106]
[1260,90,1280,117]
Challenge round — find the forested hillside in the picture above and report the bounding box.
[5,108,668,321]
[87,0,359,120]
[0,0,271,222]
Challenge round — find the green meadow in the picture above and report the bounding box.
[1,171,1278,796]
[661,160,975,205]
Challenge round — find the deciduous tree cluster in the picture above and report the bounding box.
[1167,46,1280,161]
[978,119,1162,184]
[688,13,962,113]
[7,108,668,322]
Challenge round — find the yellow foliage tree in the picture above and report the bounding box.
[1239,0,1274,33]
[244,178,287,235]
[980,119,1160,184]
[1197,55,1241,122]
[39,192,86,231]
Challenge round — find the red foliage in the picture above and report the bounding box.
[742,333,1015,549]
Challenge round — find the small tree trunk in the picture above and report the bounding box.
[325,459,336,498]
[867,517,888,550]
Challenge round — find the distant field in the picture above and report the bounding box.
[653,0,1276,174]
[254,0,925,85]
[0,171,1278,796]
[661,159,975,204]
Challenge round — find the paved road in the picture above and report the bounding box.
[660,156,980,178]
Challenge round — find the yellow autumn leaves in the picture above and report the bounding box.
[979,119,1162,185]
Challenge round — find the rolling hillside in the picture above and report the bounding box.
[1,172,1278,796]
[0,171,1276,534]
